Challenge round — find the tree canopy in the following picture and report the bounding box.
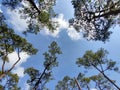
[1,0,120,90]
[2,0,120,41]
[76,48,120,89]
[56,48,120,90]
[2,0,57,34]
[70,0,120,42]
[0,12,37,89]
[24,41,62,90]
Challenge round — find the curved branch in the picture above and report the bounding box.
[7,48,21,73]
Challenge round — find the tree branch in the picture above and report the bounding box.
[7,48,21,73]
[92,63,120,90]
[93,9,120,19]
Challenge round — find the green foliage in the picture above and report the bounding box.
[0,85,3,90]
[70,0,120,41]
[55,76,77,90]
[1,0,120,90]
[56,72,116,90]
[43,41,62,70]
[24,67,40,89]
[2,0,57,34]
[0,12,37,89]
[2,55,9,62]
[90,74,114,90]
[76,48,119,73]
[24,41,62,90]
[76,48,120,89]
[0,13,37,62]
[0,72,21,90]
[38,11,50,24]
[54,48,120,90]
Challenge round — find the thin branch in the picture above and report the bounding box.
[0,48,21,79]
[7,48,21,73]
[95,1,120,13]
[92,9,120,19]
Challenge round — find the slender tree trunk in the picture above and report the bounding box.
[102,72,120,90]
[74,78,82,90]
[92,64,120,90]
[33,64,50,90]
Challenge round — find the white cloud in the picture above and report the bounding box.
[7,52,30,68]
[67,26,81,40]
[41,14,69,37]
[0,52,30,78]
[53,14,68,28]
[13,67,24,77]
[6,9,28,32]
[41,14,81,40]
[8,52,29,77]
[41,27,61,38]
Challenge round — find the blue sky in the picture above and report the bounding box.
[1,0,120,90]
